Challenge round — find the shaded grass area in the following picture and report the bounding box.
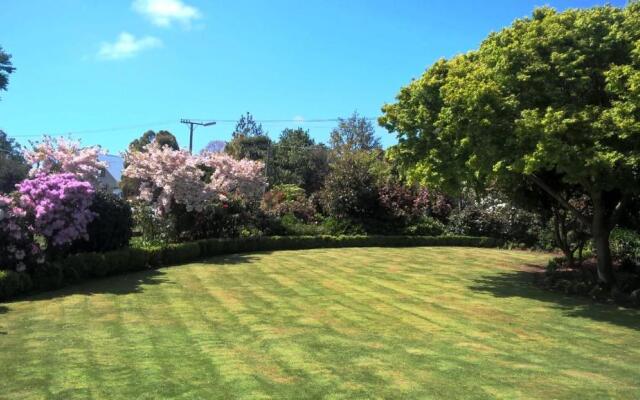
[1,247,639,399]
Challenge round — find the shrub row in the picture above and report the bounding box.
[0,235,500,301]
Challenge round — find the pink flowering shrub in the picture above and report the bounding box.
[16,173,96,248]
[123,143,266,214]
[197,151,266,202]
[0,195,43,272]
[24,136,108,183]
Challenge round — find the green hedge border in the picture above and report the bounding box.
[0,235,500,301]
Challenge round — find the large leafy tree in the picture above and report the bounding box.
[330,111,381,154]
[0,131,28,193]
[0,46,15,98]
[380,3,640,287]
[270,128,329,193]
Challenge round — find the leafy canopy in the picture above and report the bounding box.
[270,128,329,193]
[381,3,640,198]
[330,111,381,154]
[0,46,15,98]
[129,130,179,152]
[0,131,28,193]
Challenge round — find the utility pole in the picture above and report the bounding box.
[180,119,216,153]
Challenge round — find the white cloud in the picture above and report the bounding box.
[293,115,305,123]
[97,32,162,60]
[132,0,201,28]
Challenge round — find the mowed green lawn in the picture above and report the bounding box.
[1,247,639,400]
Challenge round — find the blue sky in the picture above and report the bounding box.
[0,0,627,154]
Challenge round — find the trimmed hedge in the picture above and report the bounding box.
[0,235,500,301]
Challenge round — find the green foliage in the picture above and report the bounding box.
[277,214,325,236]
[0,269,31,299]
[132,202,177,246]
[380,3,640,284]
[172,200,248,241]
[382,3,640,192]
[0,46,15,97]
[403,216,446,236]
[232,112,266,138]
[71,191,133,253]
[162,242,201,266]
[320,151,382,220]
[271,184,305,200]
[30,262,63,291]
[381,4,640,196]
[545,257,562,274]
[330,111,381,154]
[225,134,272,161]
[0,130,29,193]
[260,184,317,223]
[129,130,179,152]
[447,199,544,246]
[270,128,329,193]
[610,228,640,267]
[320,217,366,236]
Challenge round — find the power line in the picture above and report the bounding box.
[187,118,378,124]
[11,120,180,138]
[10,116,380,139]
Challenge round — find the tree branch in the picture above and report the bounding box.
[527,174,590,226]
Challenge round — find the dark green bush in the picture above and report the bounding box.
[0,270,32,299]
[71,191,133,253]
[321,217,366,236]
[320,152,382,220]
[403,216,446,236]
[30,262,63,291]
[278,214,325,236]
[162,242,201,266]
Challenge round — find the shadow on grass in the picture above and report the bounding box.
[7,252,263,305]
[201,252,268,266]
[469,269,640,331]
[24,269,170,303]
[0,305,9,334]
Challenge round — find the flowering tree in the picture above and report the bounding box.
[0,195,43,272]
[24,136,107,183]
[16,173,96,247]
[123,143,266,214]
[197,151,266,202]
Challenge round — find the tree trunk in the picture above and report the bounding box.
[592,195,615,288]
[552,208,574,267]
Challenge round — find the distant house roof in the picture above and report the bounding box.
[99,154,124,182]
[97,154,124,195]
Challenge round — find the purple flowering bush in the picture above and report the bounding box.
[16,173,96,248]
[0,195,43,272]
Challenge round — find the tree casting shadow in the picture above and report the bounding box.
[469,268,640,331]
